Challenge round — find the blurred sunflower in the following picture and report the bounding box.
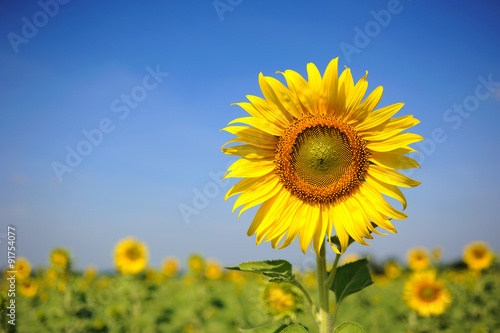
[204,259,223,280]
[162,256,181,277]
[19,279,38,298]
[50,248,71,271]
[407,247,430,271]
[187,254,205,275]
[83,264,98,281]
[5,257,31,280]
[222,58,421,254]
[263,283,302,318]
[384,260,402,279]
[403,270,452,317]
[113,237,148,275]
[463,241,494,271]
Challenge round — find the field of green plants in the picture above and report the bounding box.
[1,248,499,333]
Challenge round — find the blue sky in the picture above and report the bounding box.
[1,0,499,271]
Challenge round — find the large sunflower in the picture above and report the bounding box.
[403,270,452,317]
[222,58,422,254]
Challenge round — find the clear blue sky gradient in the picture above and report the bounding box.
[1,0,499,271]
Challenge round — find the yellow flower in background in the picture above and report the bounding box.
[222,58,421,254]
[45,268,59,288]
[403,270,452,317]
[83,265,98,280]
[204,259,223,280]
[50,248,71,271]
[145,267,164,284]
[432,246,443,264]
[340,253,361,265]
[19,279,38,298]
[225,270,246,284]
[187,254,205,275]
[113,237,148,275]
[407,247,430,271]
[162,256,181,277]
[463,241,494,271]
[263,283,302,318]
[384,260,402,279]
[3,257,31,280]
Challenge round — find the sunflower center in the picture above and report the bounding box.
[473,249,485,259]
[276,115,368,203]
[126,247,141,261]
[419,285,439,302]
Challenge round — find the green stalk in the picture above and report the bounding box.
[316,242,331,333]
[290,280,319,323]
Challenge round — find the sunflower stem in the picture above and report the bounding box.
[325,253,341,289]
[316,242,331,333]
[290,280,319,323]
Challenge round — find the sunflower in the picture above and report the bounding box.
[463,241,495,271]
[407,247,430,271]
[204,259,223,280]
[222,58,421,254]
[384,260,402,279]
[263,283,302,318]
[19,279,38,298]
[162,256,181,277]
[113,237,148,275]
[187,254,205,275]
[4,257,31,280]
[50,248,71,271]
[403,270,452,317]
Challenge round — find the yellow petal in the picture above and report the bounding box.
[357,102,404,131]
[263,76,302,119]
[367,133,423,152]
[360,182,408,220]
[258,73,294,122]
[247,195,278,236]
[299,203,320,253]
[222,144,274,160]
[307,62,322,112]
[279,69,314,115]
[232,102,287,130]
[228,117,282,136]
[320,58,339,116]
[369,150,420,170]
[369,165,421,188]
[224,158,275,179]
[365,173,408,210]
[221,126,278,150]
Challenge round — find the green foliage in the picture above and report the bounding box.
[226,260,294,282]
[330,258,374,303]
[334,321,366,333]
[239,323,308,333]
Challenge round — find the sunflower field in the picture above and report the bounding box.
[1,240,499,333]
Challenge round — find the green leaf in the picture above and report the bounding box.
[279,324,308,332]
[330,258,373,303]
[225,260,294,282]
[334,321,366,333]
